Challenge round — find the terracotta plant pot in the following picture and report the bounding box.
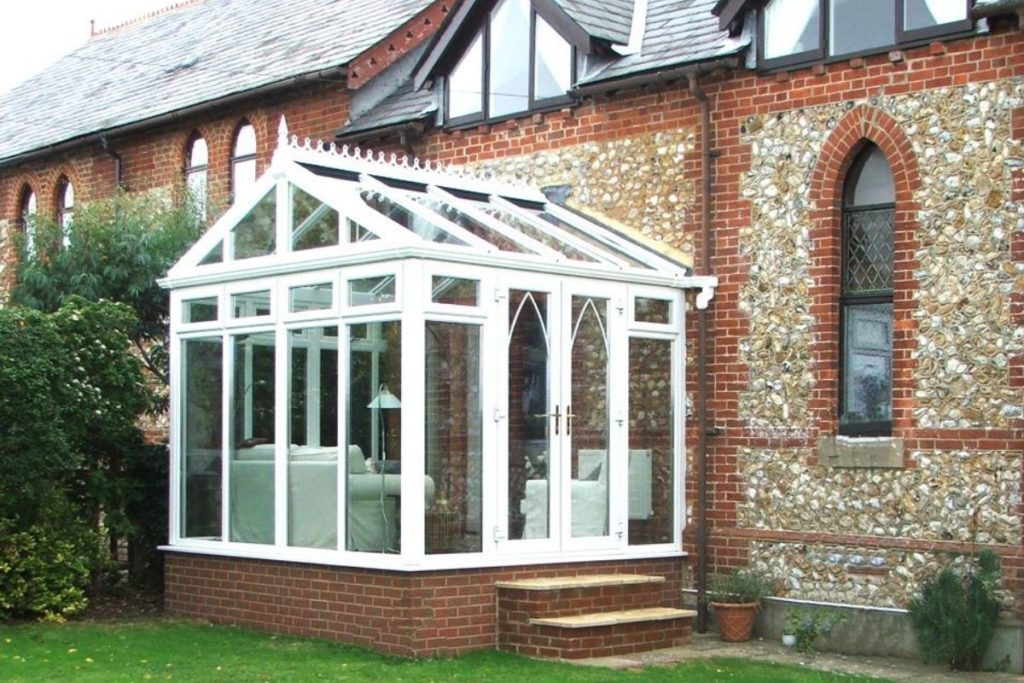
[710,601,759,642]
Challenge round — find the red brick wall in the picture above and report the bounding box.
[165,552,684,656]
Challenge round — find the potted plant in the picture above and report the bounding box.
[708,567,775,642]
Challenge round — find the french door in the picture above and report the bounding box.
[498,276,625,553]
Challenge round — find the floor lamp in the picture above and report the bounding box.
[367,383,401,551]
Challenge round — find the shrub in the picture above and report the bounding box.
[908,550,1002,671]
[784,606,847,653]
[708,567,775,604]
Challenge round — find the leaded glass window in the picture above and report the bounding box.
[840,144,894,435]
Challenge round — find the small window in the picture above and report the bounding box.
[18,186,37,256]
[829,0,893,57]
[349,275,396,306]
[432,276,479,306]
[762,0,822,63]
[231,122,257,202]
[840,144,894,436]
[183,296,219,323]
[231,290,272,319]
[186,133,209,219]
[290,283,334,313]
[56,177,74,246]
[634,297,671,324]
[448,32,484,121]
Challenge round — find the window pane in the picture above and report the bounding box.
[233,124,256,156]
[508,291,550,540]
[764,0,820,59]
[488,0,530,117]
[530,208,650,268]
[189,137,208,167]
[841,303,893,428]
[288,326,339,549]
[349,275,396,306]
[231,290,271,318]
[635,297,671,324]
[184,296,218,323]
[905,0,967,31]
[199,240,224,266]
[432,276,479,306]
[360,190,468,245]
[289,282,333,313]
[230,331,276,544]
[534,14,572,100]
[292,185,340,251]
[844,208,894,293]
[232,188,276,259]
[847,146,895,207]
[475,203,597,262]
[187,169,207,220]
[628,337,674,545]
[425,322,482,554]
[182,338,223,539]
[449,32,484,119]
[830,0,894,56]
[232,158,257,201]
[346,321,402,553]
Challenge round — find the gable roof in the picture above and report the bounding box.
[0,0,435,165]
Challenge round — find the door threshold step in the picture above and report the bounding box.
[530,607,696,629]
[496,574,665,591]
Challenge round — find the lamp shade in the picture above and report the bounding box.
[367,383,402,409]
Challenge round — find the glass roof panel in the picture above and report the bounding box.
[359,189,468,246]
[525,207,652,269]
[470,202,597,263]
[199,239,223,265]
[292,185,340,251]
[233,188,276,260]
[410,194,531,254]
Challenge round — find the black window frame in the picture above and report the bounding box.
[758,0,974,71]
[839,145,895,438]
[444,0,576,128]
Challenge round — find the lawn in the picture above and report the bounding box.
[0,619,893,682]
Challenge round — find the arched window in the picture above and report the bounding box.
[18,185,37,255]
[840,143,894,436]
[185,133,208,219]
[57,177,75,246]
[231,122,257,202]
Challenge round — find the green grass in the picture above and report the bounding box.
[0,619,893,682]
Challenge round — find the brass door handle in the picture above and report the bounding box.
[533,405,561,435]
[565,405,576,435]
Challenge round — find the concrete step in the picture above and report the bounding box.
[531,607,697,629]
[496,573,665,591]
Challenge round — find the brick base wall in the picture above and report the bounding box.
[164,552,685,657]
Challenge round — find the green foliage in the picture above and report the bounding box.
[12,190,203,394]
[784,606,847,654]
[0,501,101,621]
[908,550,1002,671]
[708,567,776,604]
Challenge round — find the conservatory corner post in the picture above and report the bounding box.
[401,259,427,562]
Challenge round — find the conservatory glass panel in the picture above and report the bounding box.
[183,296,218,323]
[634,297,671,324]
[231,290,271,319]
[359,190,468,245]
[508,291,551,540]
[527,207,650,268]
[229,331,276,544]
[199,240,223,265]
[569,296,610,538]
[346,321,402,553]
[289,282,333,313]
[473,203,597,262]
[288,326,339,549]
[349,275,396,306]
[181,338,223,539]
[292,185,341,251]
[425,322,482,554]
[411,194,530,253]
[628,337,674,545]
[432,276,479,306]
[232,188,276,260]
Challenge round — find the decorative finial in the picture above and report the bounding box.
[277,116,289,149]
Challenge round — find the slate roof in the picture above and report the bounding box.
[0,0,434,164]
[553,0,634,44]
[580,0,747,86]
[341,82,438,138]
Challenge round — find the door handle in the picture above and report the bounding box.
[533,405,560,435]
[565,405,576,435]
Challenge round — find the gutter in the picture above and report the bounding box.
[972,0,1024,19]
[688,71,715,635]
[0,66,347,170]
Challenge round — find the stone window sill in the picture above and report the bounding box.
[817,436,904,468]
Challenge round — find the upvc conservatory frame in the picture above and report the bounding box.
[161,120,716,571]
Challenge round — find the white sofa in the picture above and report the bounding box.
[229,444,434,552]
[521,449,608,538]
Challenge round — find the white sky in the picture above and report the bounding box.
[0,0,178,95]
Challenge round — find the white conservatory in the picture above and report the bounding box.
[162,121,716,570]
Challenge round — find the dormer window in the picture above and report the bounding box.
[446,0,574,125]
[759,0,971,69]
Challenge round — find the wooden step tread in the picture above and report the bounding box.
[530,607,696,629]
[496,574,665,591]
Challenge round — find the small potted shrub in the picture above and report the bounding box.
[708,567,775,642]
